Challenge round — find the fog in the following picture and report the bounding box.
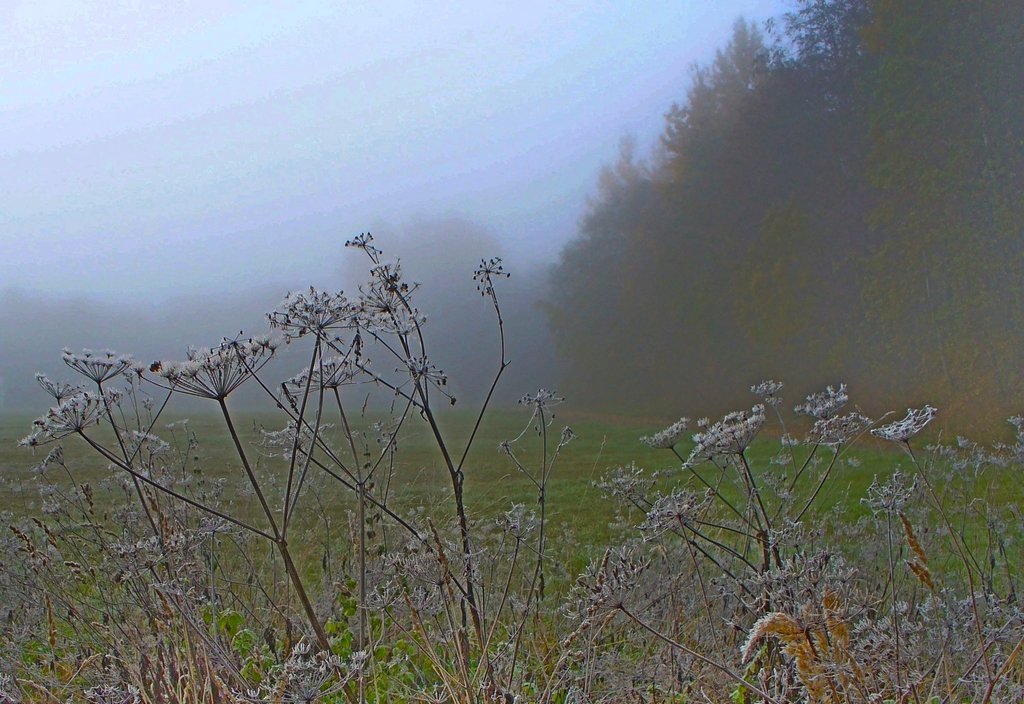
[1,215,559,409]
[1,1,781,411]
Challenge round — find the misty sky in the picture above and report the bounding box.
[2,0,782,302]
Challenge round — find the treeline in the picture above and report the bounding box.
[0,217,557,411]
[546,0,1024,428]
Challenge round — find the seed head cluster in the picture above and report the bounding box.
[794,384,848,419]
[269,287,356,339]
[640,417,689,449]
[687,404,766,463]
[871,405,937,443]
[21,390,120,446]
[156,336,278,399]
[62,348,134,384]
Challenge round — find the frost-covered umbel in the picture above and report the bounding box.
[283,356,363,395]
[155,336,278,399]
[793,384,848,419]
[268,287,356,339]
[751,379,784,407]
[687,404,766,463]
[863,471,917,514]
[640,488,709,538]
[34,373,83,403]
[238,641,364,703]
[808,411,873,447]
[871,405,937,443]
[62,348,134,384]
[20,390,121,446]
[83,683,142,704]
[640,417,689,449]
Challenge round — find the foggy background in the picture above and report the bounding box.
[3,1,1022,433]
[1,0,779,410]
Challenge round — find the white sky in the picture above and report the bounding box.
[1,0,782,300]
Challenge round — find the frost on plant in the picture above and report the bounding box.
[687,404,765,463]
[808,411,872,447]
[793,384,848,419]
[640,416,689,449]
[62,348,135,384]
[751,379,784,407]
[870,405,937,443]
[155,336,279,399]
[20,390,119,445]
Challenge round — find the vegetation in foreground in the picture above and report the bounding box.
[2,236,1022,703]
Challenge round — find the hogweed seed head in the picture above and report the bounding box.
[83,684,142,704]
[283,356,363,395]
[62,348,134,384]
[595,463,654,505]
[794,384,848,420]
[640,488,709,538]
[22,391,119,445]
[345,232,381,259]
[572,546,648,615]
[403,356,447,387]
[257,422,323,461]
[640,417,689,449]
[808,412,872,447]
[31,445,64,474]
[863,471,917,514]
[237,642,359,703]
[519,388,564,413]
[751,379,784,407]
[870,405,937,443]
[34,373,83,403]
[687,404,766,463]
[473,256,510,297]
[268,287,356,339]
[157,337,277,399]
[126,431,171,458]
[498,503,537,539]
[353,262,427,335]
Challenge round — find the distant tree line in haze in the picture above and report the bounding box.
[545,0,1024,428]
[1,216,557,412]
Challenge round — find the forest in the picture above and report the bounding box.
[547,0,1024,428]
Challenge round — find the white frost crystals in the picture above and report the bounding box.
[640,417,689,449]
[808,412,873,447]
[62,348,134,384]
[687,404,766,464]
[20,390,120,446]
[519,388,565,414]
[268,287,356,339]
[34,373,84,403]
[237,641,365,703]
[793,384,848,420]
[640,488,709,538]
[283,356,363,396]
[750,379,784,407]
[156,336,279,400]
[871,405,938,443]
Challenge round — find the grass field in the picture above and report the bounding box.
[4,402,1023,701]
[4,404,1018,558]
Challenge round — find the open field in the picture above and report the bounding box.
[4,399,1023,702]
[4,406,1021,569]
